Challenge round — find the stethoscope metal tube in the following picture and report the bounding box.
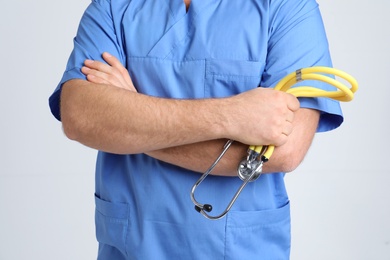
[190,140,270,220]
[190,139,233,220]
[190,139,266,220]
[190,66,358,220]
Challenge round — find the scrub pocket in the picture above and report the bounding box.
[224,202,291,260]
[95,195,130,258]
[205,59,264,98]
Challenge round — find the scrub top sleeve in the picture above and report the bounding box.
[262,0,343,132]
[49,0,125,121]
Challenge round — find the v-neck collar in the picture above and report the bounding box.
[148,0,221,58]
[184,0,191,12]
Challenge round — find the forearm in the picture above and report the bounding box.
[147,108,320,176]
[146,139,248,176]
[265,107,320,173]
[61,79,228,154]
[61,78,299,156]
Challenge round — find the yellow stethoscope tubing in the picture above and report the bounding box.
[249,66,358,160]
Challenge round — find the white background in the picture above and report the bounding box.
[0,0,389,259]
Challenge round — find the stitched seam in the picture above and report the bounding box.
[124,206,131,257]
[223,216,228,260]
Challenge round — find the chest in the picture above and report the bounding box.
[119,0,269,99]
[120,0,269,62]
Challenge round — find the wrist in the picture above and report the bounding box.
[209,97,236,140]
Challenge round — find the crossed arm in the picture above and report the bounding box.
[61,53,319,176]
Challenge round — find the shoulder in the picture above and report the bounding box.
[84,0,132,22]
[269,0,319,15]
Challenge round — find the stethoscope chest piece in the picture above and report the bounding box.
[237,154,264,182]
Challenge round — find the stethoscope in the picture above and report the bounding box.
[190,66,358,220]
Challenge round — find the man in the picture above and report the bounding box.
[50,0,343,258]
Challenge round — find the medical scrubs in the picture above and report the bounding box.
[49,0,343,259]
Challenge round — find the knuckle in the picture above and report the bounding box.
[274,90,286,101]
[119,66,127,73]
[266,128,280,144]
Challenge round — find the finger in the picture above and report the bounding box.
[274,132,288,147]
[102,52,123,69]
[102,52,134,88]
[84,55,136,92]
[84,58,128,87]
[287,94,300,111]
[84,59,127,86]
[285,110,295,123]
[282,121,294,137]
[101,52,128,79]
[84,59,127,87]
[84,59,113,75]
[101,53,134,88]
[82,66,122,86]
[86,74,111,85]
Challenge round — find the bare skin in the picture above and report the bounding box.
[184,0,191,11]
[62,52,320,176]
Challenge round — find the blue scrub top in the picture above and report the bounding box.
[49,0,343,259]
